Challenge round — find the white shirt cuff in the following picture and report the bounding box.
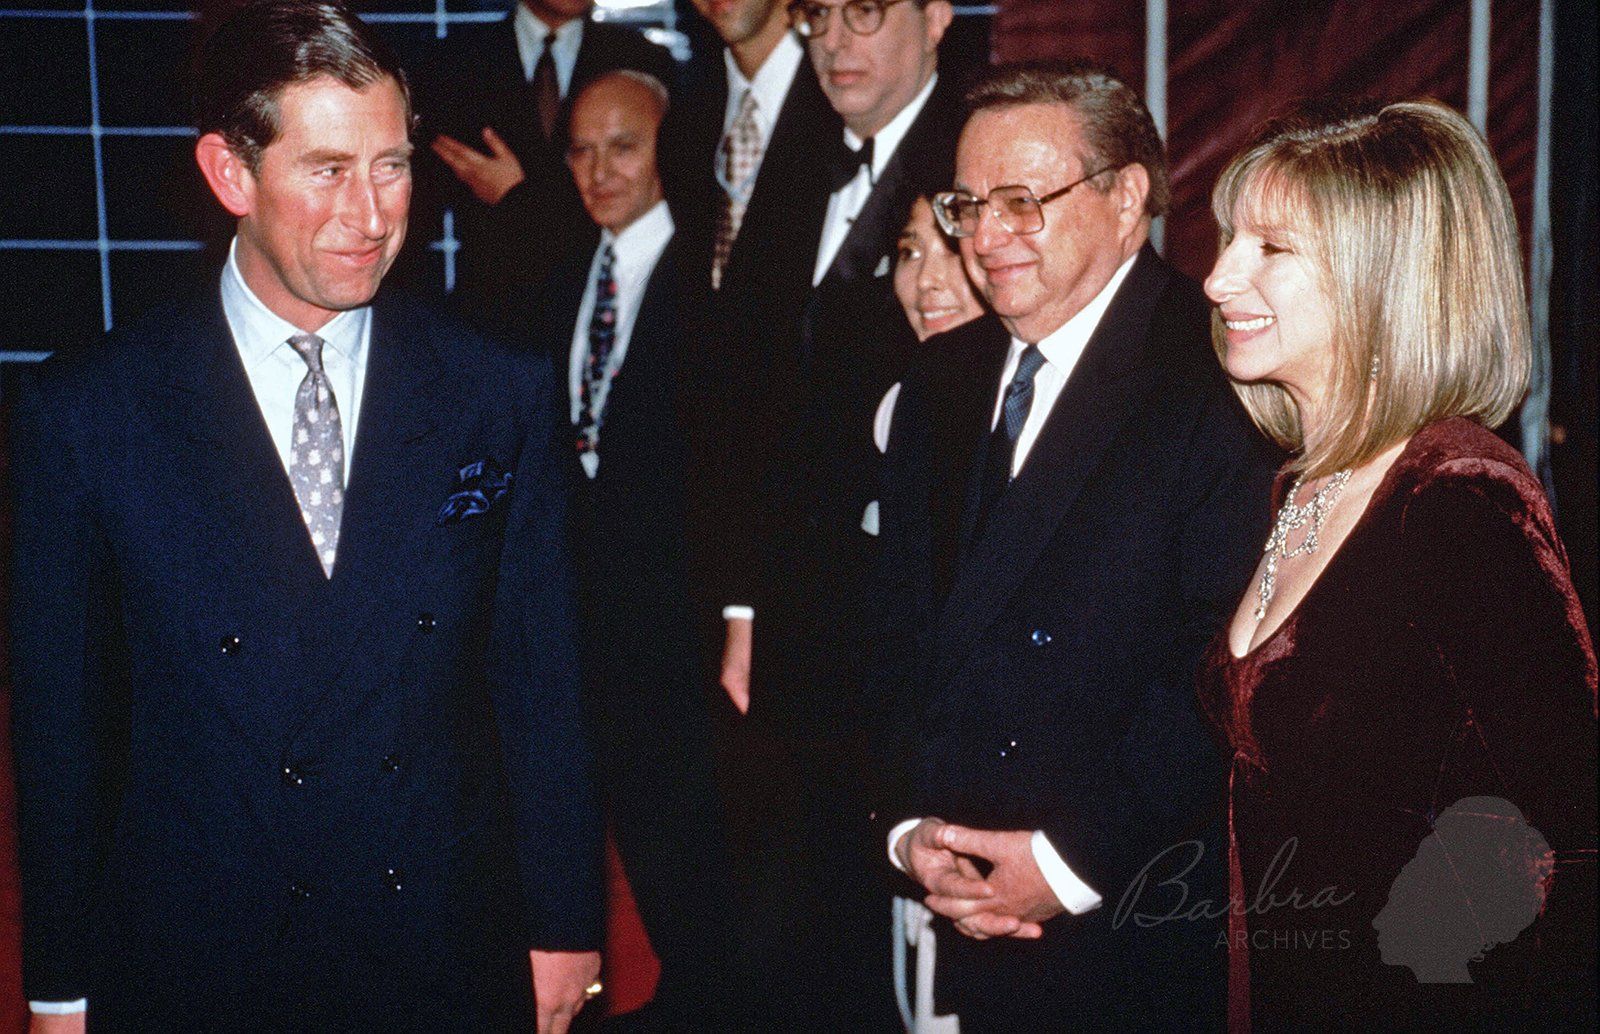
[887,817,922,871]
[30,1000,87,1014]
[1031,830,1102,915]
[722,605,754,621]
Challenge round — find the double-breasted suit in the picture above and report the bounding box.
[7,289,602,1029]
[875,248,1279,1029]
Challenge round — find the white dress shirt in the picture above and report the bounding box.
[722,32,804,149]
[887,252,1141,918]
[28,241,374,1017]
[221,238,369,484]
[568,200,674,478]
[813,72,938,285]
[514,6,583,94]
[992,252,1137,475]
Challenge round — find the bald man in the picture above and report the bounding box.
[533,72,741,1028]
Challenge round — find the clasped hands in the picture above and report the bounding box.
[896,817,1064,940]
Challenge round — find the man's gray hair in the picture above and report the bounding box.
[965,60,1170,218]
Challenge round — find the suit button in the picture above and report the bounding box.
[415,612,435,633]
[288,880,311,902]
[1030,628,1052,647]
[220,635,242,655]
[384,867,404,893]
[380,754,401,774]
[281,765,306,788]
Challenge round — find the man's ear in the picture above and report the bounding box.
[1115,163,1151,230]
[925,0,956,52]
[195,132,254,218]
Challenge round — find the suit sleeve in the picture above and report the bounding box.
[486,353,605,951]
[7,365,125,1001]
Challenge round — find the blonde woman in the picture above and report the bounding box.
[1199,99,1596,1029]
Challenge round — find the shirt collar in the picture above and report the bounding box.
[844,71,937,181]
[220,236,367,372]
[514,5,584,81]
[599,199,674,278]
[725,31,803,125]
[1016,252,1139,369]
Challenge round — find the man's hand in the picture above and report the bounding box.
[431,127,526,205]
[720,616,752,714]
[30,1014,85,1034]
[925,824,1063,940]
[529,949,601,1034]
[895,817,1029,939]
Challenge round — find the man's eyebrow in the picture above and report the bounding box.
[297,149,356,165]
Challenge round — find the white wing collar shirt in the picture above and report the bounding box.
[221,236,369,486]
[812,71,938,285]
[887,250,1139,917]
[568,199,675,478]
[514,3,584,93]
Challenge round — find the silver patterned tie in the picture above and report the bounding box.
[287,332,345,577]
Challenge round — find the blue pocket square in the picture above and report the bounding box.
[436,458,513,526]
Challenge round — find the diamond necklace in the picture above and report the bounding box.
[1255,469,1352,620]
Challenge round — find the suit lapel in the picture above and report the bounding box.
[821,77,958,286]
[299,296,451,720]
[148,295,329,597]
[935,250,1172,671]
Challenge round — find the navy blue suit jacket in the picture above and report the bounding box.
[6,288,602,1028]
[875,249,1280,1028]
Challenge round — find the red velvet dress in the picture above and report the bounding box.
[1198,418,1597,1031]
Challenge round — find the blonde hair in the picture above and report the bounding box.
[1211,99,1530,476]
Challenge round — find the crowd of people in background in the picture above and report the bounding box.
[5,2,1594,1032]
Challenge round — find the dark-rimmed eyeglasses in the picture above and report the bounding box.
[932,166,1123,238]
[787,0,912,39]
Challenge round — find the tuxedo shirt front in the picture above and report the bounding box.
[811,72,938,285]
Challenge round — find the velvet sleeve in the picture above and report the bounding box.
[1400,458,1597,995]
[1400,458,1597,834]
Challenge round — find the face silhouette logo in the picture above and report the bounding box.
[1373,796,1553,983]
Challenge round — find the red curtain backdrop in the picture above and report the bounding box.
[990,0,1538,286]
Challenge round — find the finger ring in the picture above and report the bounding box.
[583,980,604,1000]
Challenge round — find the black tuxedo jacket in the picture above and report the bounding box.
[665,47,840,670]
[6,289,602,1029]
[875,248,1280,1027]
[532,231,738,1015]
[412,10,674,315]
[691,75,963,733]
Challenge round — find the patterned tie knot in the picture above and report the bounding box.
[1012,344,1047,388]
[1002,344,1048,441]
[288,333,327,374]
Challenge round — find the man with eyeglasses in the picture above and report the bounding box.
[873,61,1277,1029]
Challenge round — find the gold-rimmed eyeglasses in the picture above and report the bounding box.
[787,0,913,39]
[932,165,1123,238]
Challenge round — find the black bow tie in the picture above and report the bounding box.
[829,136,875,191]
